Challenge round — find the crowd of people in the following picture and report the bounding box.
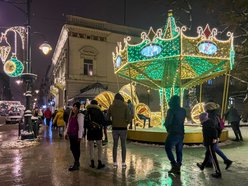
[32,93,243,179]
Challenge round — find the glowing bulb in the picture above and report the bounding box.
[39,42,52,55]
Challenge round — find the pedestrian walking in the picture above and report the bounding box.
[64,102,84,171]
[85,100,105,169]
[63,105,71,126]
[224,105,243,141]
[204,101,233,170]
[127,99,134,129]
[44,107,52,127]
[52,109,58,129]
[197,112,222,178]
[53,108,65,138]
[164,95,186,174]
[108,93,131,168]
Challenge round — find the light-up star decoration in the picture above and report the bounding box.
[112,10,235,123]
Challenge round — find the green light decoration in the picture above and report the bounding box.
[112,10,235,123]
[4,54,24,77]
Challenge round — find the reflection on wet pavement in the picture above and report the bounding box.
[0,124,248,186]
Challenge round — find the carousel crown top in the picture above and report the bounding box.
[112,10,235,91]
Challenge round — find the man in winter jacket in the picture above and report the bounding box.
[108,93,131,168]
[164,95,186,175]
[224,105,243,141]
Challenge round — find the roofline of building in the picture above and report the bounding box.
[52,15,146,65]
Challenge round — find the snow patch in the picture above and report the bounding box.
[1,139,39,149]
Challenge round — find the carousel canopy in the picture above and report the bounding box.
[112,10,235,92]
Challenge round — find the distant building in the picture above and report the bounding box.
[50,15,145,108]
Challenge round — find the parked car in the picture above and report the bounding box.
[5,112,23,124]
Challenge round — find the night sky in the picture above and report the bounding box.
[0,0,215,103]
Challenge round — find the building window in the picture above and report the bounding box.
[84,59,93,76]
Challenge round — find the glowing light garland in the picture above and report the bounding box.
[113,10,234,123]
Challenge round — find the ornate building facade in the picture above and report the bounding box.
[51,15,144,108]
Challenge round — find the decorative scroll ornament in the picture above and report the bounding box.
[0,34,11,63]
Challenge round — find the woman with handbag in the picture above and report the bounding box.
[85,100,105,169]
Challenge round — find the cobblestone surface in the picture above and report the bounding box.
[0,124,248,186]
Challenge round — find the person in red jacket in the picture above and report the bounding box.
[44,108,52,127]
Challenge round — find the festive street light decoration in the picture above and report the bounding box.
[3,54,24,77]
[0,26,26,77]
[113,10,235,123]
[0,34,11,63]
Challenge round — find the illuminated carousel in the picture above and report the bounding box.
[110,10,234,143]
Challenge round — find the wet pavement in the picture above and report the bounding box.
[0,123,248,186]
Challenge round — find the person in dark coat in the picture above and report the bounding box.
[85,100,105,169]
[197,112,221,178]
[205,101,233,169]
[224,105,243,141]
[164,95,186,174]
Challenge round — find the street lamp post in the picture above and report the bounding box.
[0,0,52,139]
[20,0,37,138]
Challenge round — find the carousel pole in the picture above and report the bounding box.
[221,73,228,118]
[224,71,231,113]
[199,83,202,103]
[128,66,136,130]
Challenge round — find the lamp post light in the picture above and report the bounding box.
[0,0,52,139]
[16,79,23,85]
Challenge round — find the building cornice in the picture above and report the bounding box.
[66,15,144,37]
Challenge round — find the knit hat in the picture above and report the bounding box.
[204,102,220,111]
[199,112,208,123]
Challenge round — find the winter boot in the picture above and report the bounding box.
[97,160,105,169]
[68,162,80,171]
[90,160,95,168]
[224,160,233,170]
[211,172,222,178]
[168,164,180,174]
[196,163,204,171]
